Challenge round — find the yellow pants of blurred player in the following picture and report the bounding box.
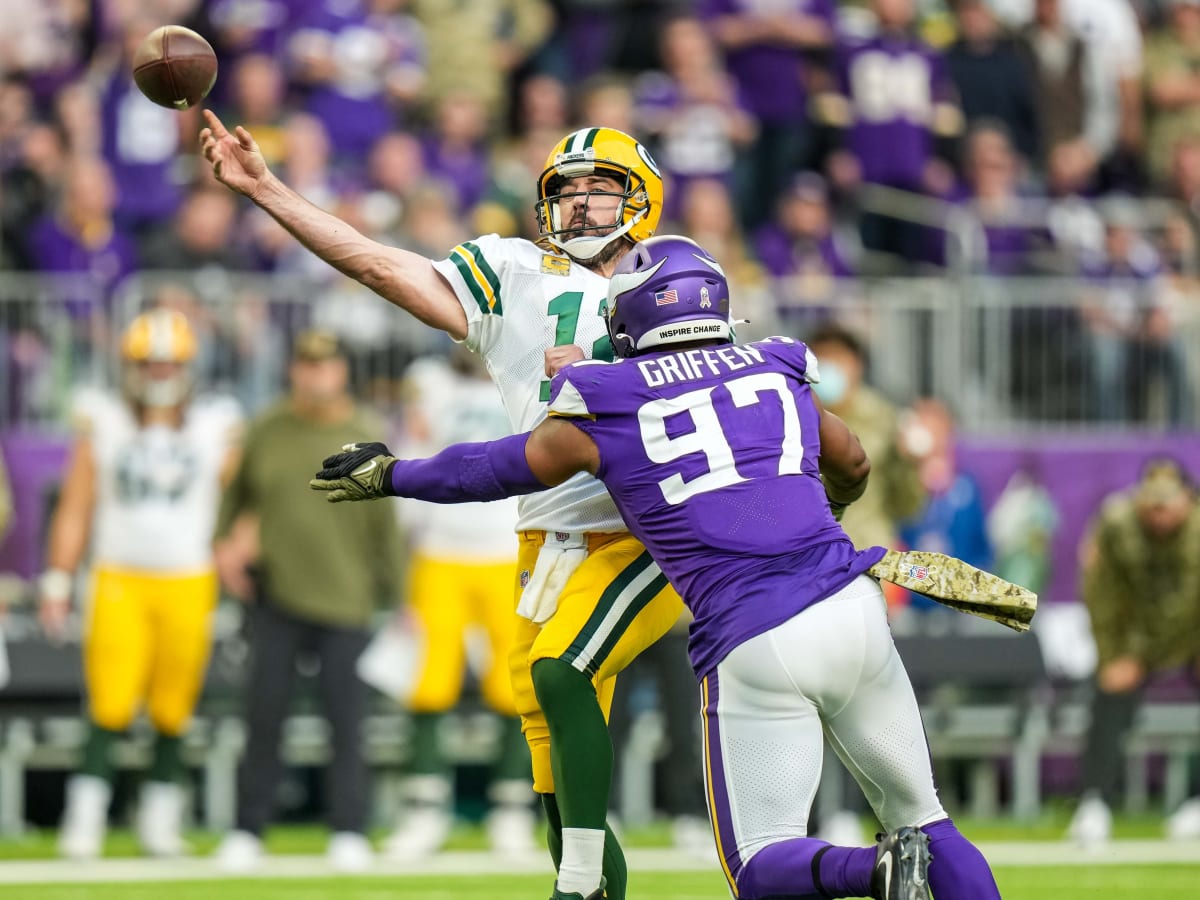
[407,554,519,716]
[84,566,218,736]
[512,531,684,794]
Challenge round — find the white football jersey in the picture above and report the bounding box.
[400,356,520,560]
[433,234,626,534]
[77,389,242,571]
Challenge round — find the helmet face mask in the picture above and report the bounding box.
[536,128,663,261]
[604,236,733,358]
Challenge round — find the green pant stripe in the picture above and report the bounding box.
[449,249,491,315]
[581,571,669,678]
[560,551,659,674]
[462,241,504,315]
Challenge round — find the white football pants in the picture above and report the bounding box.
[700,575,947,876]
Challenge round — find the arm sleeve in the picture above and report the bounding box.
[387,433,548,503]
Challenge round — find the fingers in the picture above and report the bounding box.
[310,477,345,496]
[235,125,256,151]
[203,109,229,138]
[309,478,353,502]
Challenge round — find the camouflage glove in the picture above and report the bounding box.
[310,442,396,502]
[868,549,1038,633]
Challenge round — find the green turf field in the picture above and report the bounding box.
[2,814,1197,899]
[5,866,1200,900]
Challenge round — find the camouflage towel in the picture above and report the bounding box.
[869,549,1039,633]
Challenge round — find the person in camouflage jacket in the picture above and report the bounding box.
[1068,458,1200,845]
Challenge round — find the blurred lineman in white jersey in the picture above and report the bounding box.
[40,308,242,858]
[383,347,536,858]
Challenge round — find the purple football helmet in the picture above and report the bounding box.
[605,235,732,358]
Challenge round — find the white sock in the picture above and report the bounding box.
[556,827,605,896]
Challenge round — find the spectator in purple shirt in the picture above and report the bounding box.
[634,14,757,221]
[0,0,95,108]
[29,155,138,307]
[287,0,425,166]
[28,153,137,403]
[754,172,856,328]
[420,91,491,215]
[205,0,309,61]
[819,0,962,269]
[701,0,837,229]
[98,19,192,234]
[956,122,1041,276]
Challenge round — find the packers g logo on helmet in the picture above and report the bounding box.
[120,308,197,407]
[535,127,664,261]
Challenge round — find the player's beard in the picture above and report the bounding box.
[564,212,631,267]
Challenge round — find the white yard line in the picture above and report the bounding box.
[0,842,1197,885]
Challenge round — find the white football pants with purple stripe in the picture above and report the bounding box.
[700,575,947,890]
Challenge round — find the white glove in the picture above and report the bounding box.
[517,533,587,624]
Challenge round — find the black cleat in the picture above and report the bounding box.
[871,827,932,900]
[549,877,606,900]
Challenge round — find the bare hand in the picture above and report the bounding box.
[199,110,270,199]
[214,539,255,602]
[38,597,71,644]
[545,344,586,378]
[1099,656,1144,694]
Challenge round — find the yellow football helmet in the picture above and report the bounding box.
[536,127,664,261]
[120,308,197,407]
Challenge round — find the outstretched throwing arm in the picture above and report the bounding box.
[198,110,466,337]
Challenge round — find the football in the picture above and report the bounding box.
[132,25,218,111]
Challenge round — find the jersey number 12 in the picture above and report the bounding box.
[540,291,615,401]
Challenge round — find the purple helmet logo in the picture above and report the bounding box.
[605,236,732,358]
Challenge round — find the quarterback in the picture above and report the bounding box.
[313,237,1003,900]
[202,113,682,899]
[40,308,242,858]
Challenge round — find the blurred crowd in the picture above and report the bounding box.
[3,0,1200,427]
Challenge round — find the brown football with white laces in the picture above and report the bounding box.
[132,26,218,111]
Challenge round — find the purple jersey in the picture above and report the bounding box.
[700,0,836,124]
[835,34,953,190]
[547,337,885,677]
[99,72,183,229]
[288,0,424,161]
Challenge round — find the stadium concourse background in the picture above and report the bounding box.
[1,0,1200,849]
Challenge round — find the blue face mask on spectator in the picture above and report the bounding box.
[813,360,849,405]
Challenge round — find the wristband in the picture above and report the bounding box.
[40,569,73,603]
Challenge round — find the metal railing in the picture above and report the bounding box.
[1,269,1198,434]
